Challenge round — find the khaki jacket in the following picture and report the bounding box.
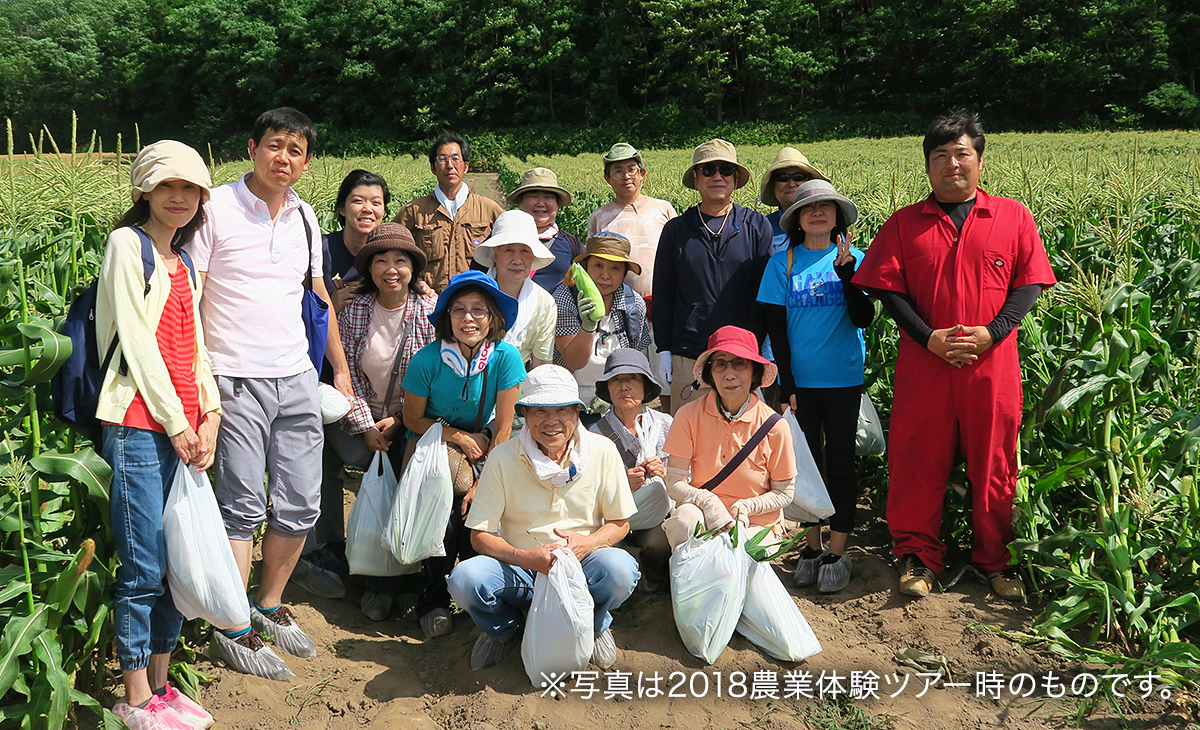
[395,191,504,291]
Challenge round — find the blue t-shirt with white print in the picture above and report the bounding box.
[757,243,865,388]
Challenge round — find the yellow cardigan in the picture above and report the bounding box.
[93,227,220,436]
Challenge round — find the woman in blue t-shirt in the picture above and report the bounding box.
[756,180,874,594]
[401,270,526,638]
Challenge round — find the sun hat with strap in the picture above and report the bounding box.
[504,167,573,206]
[758,147,829,207]
[681,138,751,191]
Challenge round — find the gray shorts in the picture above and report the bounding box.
[213,372,323,540]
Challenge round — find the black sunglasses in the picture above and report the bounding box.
[772,172,812,183]
[697,162,738,178]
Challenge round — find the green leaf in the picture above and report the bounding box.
[0,581,31,607]
[16,322,72,385]
[69,689,125,730]
[45,540,94,614]
[0,604,50,697]
[29,449,112,524]
[30,633,70,730]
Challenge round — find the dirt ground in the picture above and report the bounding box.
[129,480,1187,730]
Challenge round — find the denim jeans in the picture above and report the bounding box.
[447,547,640,642]
[103,425,185,671]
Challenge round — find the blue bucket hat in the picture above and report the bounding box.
[428,270,519,330]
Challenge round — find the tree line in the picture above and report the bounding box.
[1,0,1197,157]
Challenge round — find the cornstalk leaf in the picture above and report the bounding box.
[69,690,125,730]
[1045,374,1113,419]
[45,540,93,613]
[0,581,31,606]
[31,633,70,730]
[0,604,50,697]
[29,449,112,521]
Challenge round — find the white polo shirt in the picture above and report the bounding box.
[188,173,322,378]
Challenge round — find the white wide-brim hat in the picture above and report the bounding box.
[473,209,556,270]
[516,364,585,409]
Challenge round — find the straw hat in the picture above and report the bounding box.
[516,364,585,409]
[691,325,777,387]
[681,138,751,190]
[570,232,642,276]
[779,180,859,239]
[473,209,556,270]
[353,222,428,281]
[130,140,212,204]
[505,167,573,206]
[758,147,829,207]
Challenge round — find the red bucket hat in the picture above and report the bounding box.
[691,325,777,387]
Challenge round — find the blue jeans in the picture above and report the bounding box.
[103,425,185,671]
[447,547,640,642]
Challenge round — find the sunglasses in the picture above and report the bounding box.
[697,162,738,178]
[772,172,812,183]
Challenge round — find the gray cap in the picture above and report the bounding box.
[602,142,643,167]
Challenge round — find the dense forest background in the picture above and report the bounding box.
[1,0,1198,157]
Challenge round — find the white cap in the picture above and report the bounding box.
[516,365,585,408]
[318,383,352,424]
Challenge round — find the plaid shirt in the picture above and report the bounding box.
[552,282,651,367]
[339,291,437,434]
[589,406,672,468]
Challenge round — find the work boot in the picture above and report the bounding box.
[987,568,1026,602]
[898,554,934,597]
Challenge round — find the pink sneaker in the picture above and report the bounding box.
[112,697,193,730]
[160,685,214,729]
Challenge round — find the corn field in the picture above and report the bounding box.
[1,119,1198,727]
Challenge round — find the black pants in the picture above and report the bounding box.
[417,492,476,617]
[793,385,861,534]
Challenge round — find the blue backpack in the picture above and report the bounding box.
[52,227,196,439]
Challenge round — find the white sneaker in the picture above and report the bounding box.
[250,603,317,658]
[591,628,617,670]
[205,629,294,681]
[112,697,193,730]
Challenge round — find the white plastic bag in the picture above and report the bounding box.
[670,530,752,664]
[627,412,673,531]
[346,452,415,577]
[385,423,453,564]
[628,476,672,531]
[163,460,251,629]
[781,408,836,524]
[521,549,595,686]
[736,556,823,662]
[856,392,886,456]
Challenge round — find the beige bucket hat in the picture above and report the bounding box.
[758,147,829,207]
[681,138,751,191]
[473,209,556,270]
[505,167,573,206]
[130,140,213,204]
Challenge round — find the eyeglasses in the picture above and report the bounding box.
[772,172,812,183]
[449,305,489,320]
[710,357,750,372]
[697,163,737,178]
[435,154,464,165]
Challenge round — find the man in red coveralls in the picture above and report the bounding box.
[852,112,1056,601]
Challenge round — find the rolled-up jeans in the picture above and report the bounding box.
[447,547,640,642]
[103,425,185,671]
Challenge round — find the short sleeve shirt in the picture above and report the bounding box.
[757,245,866,388]
[465,433,637,550]
[401,340,526,433]
[663,392,797,527]
[187,174,322,377]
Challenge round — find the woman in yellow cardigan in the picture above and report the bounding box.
[94,141,224,730]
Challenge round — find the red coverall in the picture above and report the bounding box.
[852,190,1056,574]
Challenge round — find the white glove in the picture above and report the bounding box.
[577,294,599,332]
[658,350,673,385]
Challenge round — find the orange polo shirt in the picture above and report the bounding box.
[664,391,797,527]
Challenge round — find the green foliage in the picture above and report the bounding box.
[1,0,1197,153]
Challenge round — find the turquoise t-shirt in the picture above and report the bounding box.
[402,340,526,433]
[757,244,866,389]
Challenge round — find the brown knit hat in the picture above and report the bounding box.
[354,222,427,281]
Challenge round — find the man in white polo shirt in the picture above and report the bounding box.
[188,108,352,680]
